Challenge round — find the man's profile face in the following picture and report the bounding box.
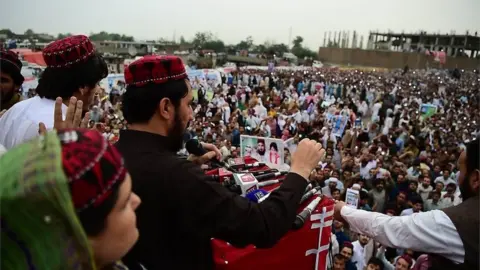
[457,150,479,200]
[167,81,194,152]
[0,72,17,101]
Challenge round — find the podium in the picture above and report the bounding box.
[208,157,334,270]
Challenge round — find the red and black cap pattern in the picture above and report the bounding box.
[43,35,96,68]
[58,129,127,212]
[124,55,188,87]
[0,49,24,84]
[0,49,23,70]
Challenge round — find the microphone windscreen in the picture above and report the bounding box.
[185,139,206,156]
[292,209,309,229]
[245,189,269,203]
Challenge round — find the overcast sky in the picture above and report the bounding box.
[1,0,478,49]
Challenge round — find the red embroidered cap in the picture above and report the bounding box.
[0,49,23,70]
[0,49,24,83]
[58,129,127,212]
[43,35,96,68]
[124,55,188,87]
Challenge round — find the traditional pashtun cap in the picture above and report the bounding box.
[0,129,126,270]
[43,35,96,68]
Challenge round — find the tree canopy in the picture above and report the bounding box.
[89,31,135,42]
[0,28,318,59]
[291,35,317,59]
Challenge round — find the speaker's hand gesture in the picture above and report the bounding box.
[39,97,90,135]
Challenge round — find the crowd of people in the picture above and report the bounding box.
[0,34,478,270]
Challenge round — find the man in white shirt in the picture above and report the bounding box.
[334,138,479,269]
[0,35,107,149]
[400,195,423,216]
[351,234,371,270]
[417,175,433,202]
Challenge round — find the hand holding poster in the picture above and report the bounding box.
[420,103,438,119]
[345,188,360,209]
[240,135,285,169]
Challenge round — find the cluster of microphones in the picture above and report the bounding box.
[186,139,323,230]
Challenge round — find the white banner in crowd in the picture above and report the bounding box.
[240,135,285,169]
[99,68,222,96]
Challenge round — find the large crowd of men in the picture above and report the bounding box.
[0,34,478,270]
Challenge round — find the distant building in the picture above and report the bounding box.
[367,30,479,58]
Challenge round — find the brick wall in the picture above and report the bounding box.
[318,47,480,70]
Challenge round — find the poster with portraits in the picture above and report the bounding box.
[240,135,285,169]
[420,103,438,119]
[331,115,349,137]
[283,137,298,166]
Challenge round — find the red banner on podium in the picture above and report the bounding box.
[212,196,334,270]
[207,157,335,270]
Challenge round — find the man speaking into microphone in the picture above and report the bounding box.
[116,55,325,270]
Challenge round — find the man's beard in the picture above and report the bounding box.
[167,113,186,153]
[0,88,15,106]
[258,149,266,156]
[459,175,476,201]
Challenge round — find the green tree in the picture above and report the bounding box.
[289,36,317,59]
[57,33,73,39]
[292,36,304,48]
[235,36,254,51]
[254,44,267,53]
[24,29,35,36]
[179,35,187,44]
[192,31,214,48]
[89,31,134,41]
[0,29,15,38]
[268,43,290,56]
[203,40,225,52]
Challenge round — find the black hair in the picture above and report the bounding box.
[0,61,24,86]
[333,253,346,262]
[410,195,423,205]
[269,142,278,151]
[36,53,107,100]
[466,138,479,176]
[76,181,120,236]
[122,80,189,124]
[368,257,385,270]
[360,190,369,200]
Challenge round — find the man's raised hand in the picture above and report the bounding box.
[38,97,90,135]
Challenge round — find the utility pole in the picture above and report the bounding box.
[288,26,292,51]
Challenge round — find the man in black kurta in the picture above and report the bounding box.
[117,55,325,270]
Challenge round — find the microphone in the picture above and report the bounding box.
[255,171,288,181]
[244,162,265,169]
[304,184,313,194]
[292,196,322,230]
[245,189,269,203]
[299,188,318,205]
[257,186,281,203]
[185,139,228,169]
[232,173,259,196]
[257,179,284,187]
[240,168,278,176]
